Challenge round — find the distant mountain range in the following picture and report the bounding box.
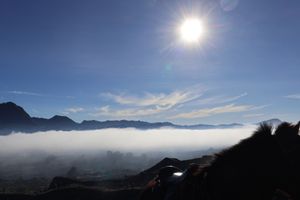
[0,102,282,135]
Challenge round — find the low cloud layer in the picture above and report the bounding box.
[0,126,256,155]
[0,127,258,179]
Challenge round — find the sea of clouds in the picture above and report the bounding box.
[0,126,256,155]
[0,126,258,179]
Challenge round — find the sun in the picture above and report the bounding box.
[179,18,205,44]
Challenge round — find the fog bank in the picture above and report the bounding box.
[0,126,257,179]
[0,126,256,155]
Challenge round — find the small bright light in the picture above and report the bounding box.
[179,18,204,44]
[174,172,183,176]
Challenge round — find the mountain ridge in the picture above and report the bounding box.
[0,101,281,135]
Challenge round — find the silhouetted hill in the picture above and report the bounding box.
[47,115,78,130]
[120,155,214,188]
[32,116,78,131]
[0,102,32,125]
[142,155,213,176]
[49,115,77,125]
[0,102,34,133]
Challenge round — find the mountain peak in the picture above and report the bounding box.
[50,115,73,120]
[0,101,32,126]
[2,101,17,106]
[49,115,77,125]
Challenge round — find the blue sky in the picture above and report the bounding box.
[0,0,300,124]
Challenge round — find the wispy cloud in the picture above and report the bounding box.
[170,104,264,119]
[93,104,172,117]
[65,107,85,114]
[250,105,270,110]
[243,113,265,118]
[101,89,202,108]
[95,88,261,120]
[7,90,75,99]
[8,91,44,97]
[96,88,204,118]
[285,94,300,100]
[195,92,248,105]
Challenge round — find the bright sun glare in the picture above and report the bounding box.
[179,18,205,44]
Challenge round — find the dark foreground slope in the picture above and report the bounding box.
[0,155,213,200]
[0,188,141,200]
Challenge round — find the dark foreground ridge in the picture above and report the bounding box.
[0,155,214,200]
[140,122,300,200]
[0,102,248,135]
